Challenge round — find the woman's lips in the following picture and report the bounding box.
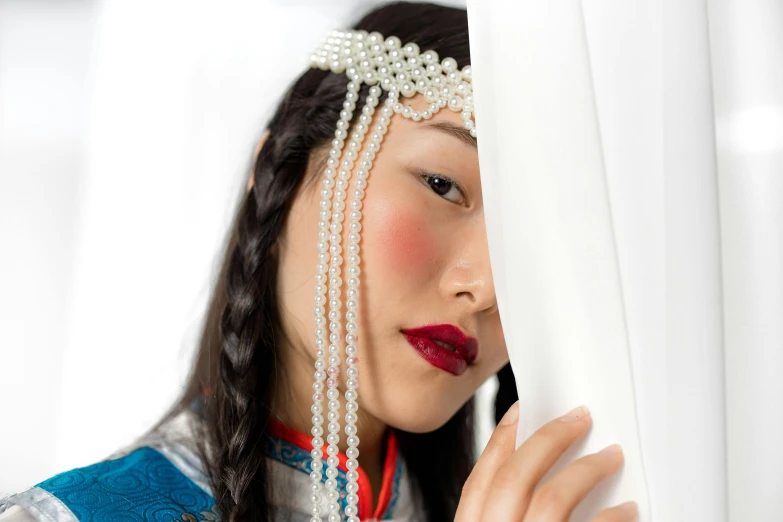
[401,324,478,376]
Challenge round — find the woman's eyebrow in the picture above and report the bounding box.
[419,121,477,149]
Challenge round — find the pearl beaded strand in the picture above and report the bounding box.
[310,82,357,522]
[311,82,382,522]
[340,88,388,522]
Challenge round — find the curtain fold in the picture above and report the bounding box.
[468,0,782,519]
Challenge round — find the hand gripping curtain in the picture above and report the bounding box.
[466,0,783,520]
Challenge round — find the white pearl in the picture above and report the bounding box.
[422,50,439,65]
[426,63,442,77]
[442,57,458,73]
[385,36,401,49]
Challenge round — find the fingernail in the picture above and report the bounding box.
[618,501,638,515]
[499,401,520,426]
[560,405,590,422]
[600,443,622,455]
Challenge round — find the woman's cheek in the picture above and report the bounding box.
[367,200,434,277]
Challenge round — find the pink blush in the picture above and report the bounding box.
[375,208,434,275]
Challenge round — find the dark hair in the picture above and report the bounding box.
[161,2,516,521]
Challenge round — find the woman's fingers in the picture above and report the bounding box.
[480,405,592,521]
[591,501,639,522]
[523,443,625,520]
[454,401,521,522]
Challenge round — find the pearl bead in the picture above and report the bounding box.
[385,36,401,49]
[403,42,420,57]
[441,57,458,73]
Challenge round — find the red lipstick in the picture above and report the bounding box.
[400,324,478,376]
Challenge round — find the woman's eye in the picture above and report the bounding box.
[419,172,466,205]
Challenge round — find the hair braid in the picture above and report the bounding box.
[213,126,310,518]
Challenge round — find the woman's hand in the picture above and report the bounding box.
[455,403,638,522]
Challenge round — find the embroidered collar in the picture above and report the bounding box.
[266,418,402,520]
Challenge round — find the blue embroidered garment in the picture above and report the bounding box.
[0,410,413,522]
[34,448,217,522]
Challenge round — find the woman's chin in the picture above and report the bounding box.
[381,401,465,434]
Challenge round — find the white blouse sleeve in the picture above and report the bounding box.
[0,505,39,522]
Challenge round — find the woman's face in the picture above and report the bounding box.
[276,93,508,434]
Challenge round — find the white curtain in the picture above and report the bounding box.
[467,0,783,520]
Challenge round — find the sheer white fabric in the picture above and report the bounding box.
[468,0,783,520]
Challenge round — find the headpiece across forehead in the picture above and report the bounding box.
[307,29,476,522]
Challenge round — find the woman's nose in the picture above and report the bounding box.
[438,217,498,316]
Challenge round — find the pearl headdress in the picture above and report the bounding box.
[307,29,477,522]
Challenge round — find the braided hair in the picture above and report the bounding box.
[161,3,516,520]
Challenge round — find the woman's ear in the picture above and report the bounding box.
[247,130,271,192]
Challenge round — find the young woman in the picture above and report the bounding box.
[0,2,637,521]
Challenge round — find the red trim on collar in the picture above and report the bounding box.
[267,418,399,521]
[372,430,399,520]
